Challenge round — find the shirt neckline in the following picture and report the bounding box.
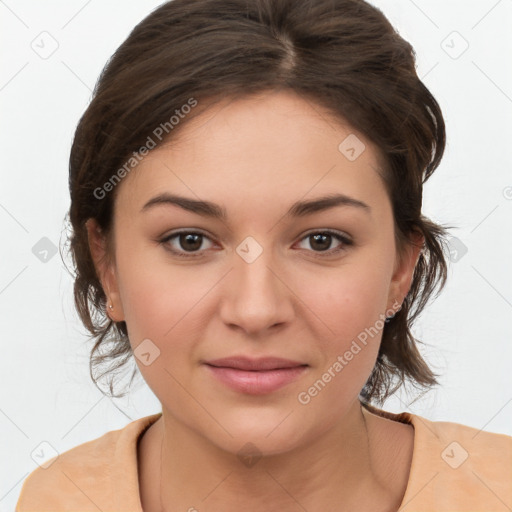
[360,402,426,511]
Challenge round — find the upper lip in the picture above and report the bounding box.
[204,356,307,371]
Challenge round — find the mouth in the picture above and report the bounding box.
[203,356,309,395]
[205,356,307,371]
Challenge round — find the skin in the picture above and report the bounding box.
[87,90,421,511]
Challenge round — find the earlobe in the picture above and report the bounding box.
[85,218,125,321]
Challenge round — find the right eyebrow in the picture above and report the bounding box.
[141,193,227,220]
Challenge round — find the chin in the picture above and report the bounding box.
[204,407,320,458]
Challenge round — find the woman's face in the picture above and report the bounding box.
[89,90,420,455]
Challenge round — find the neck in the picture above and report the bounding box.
[157,400,396,512]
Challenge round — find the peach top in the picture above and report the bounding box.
[16,404,512,511]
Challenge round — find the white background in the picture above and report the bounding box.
[1,1,511,509]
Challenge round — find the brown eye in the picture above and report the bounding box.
[297,230,353,255]
[178,233,203,251]
[309,233,333,251]
[160,231,214,257]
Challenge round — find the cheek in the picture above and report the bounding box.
[118,263,203,341]
[292,284,387,424]
[290,252,393,401]
[114,246,213,407]
[115,240,222,363]
[294,254,392,345]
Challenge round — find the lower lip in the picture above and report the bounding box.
[204,364,308,395]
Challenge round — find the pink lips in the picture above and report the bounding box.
[203,356,308,395]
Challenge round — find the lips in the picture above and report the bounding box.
[205,356,307,371]
[203,356,309,394]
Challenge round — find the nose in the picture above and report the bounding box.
[218,243,295,336]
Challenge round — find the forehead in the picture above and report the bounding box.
[114,90,388,218]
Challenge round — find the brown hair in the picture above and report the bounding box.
[66,0,451,406]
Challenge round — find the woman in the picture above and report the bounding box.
[16,0,512,510]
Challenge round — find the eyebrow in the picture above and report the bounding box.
[140,192,371,220]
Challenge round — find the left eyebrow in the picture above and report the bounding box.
[140,192,371,219]
[286,193,371,218]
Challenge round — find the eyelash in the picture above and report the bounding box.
[158,229,353,259]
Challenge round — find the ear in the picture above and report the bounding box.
[386,230,424,312]
[85,218,125,322]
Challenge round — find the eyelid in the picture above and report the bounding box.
[294,229,353,255]
[159,229,216,258]
[159,228,353,258]
[299,228,352,243]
